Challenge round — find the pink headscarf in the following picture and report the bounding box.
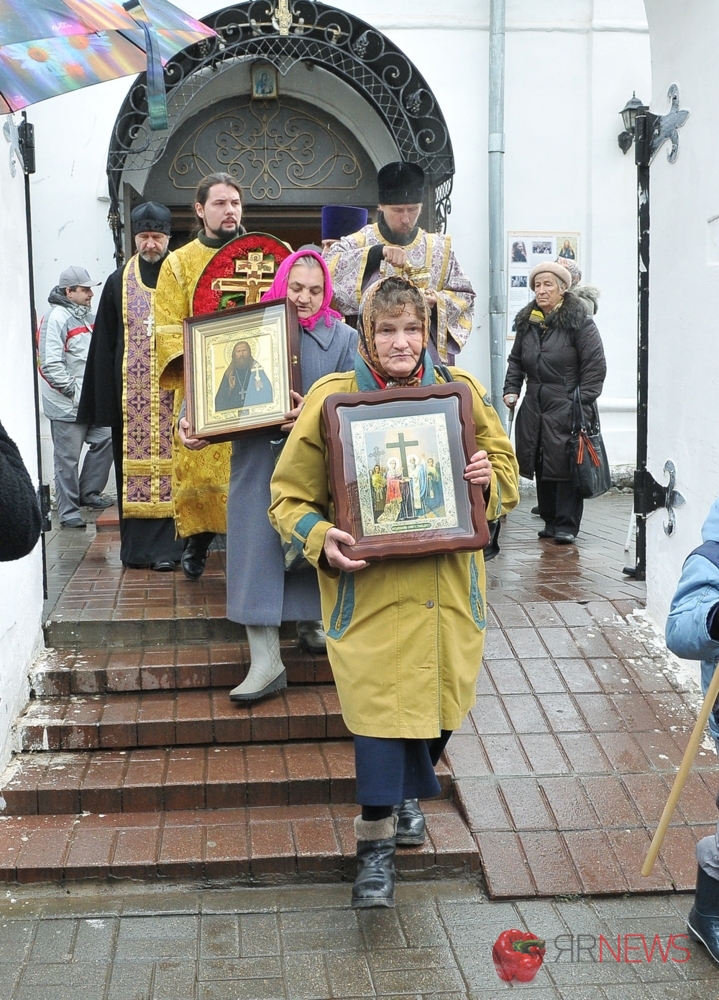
[261,249,342,331]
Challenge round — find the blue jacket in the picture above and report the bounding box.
[665,498,719,664]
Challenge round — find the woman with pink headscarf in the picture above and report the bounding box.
[227,249,357,702]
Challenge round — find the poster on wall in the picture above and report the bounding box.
[506,232,580,339]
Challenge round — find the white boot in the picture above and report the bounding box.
[229,625,287,702]
[296,619,327,654]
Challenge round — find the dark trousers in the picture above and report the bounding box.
[536,476,584,536]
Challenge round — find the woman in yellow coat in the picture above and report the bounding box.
[269,277,519,908]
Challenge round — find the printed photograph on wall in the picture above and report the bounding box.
[506,231,581,339]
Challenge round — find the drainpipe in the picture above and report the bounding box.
[488,0,507,425]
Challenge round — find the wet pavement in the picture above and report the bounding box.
[0,877,716,999]
[7,488,719,997]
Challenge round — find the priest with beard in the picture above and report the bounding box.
[78,202,183,571]
[324,162,475,365]
[214,341,273,412]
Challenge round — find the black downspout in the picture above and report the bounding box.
[19,113,49,600]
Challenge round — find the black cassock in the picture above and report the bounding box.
[78,256,183,567]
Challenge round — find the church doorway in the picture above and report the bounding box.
[107,1,455,262]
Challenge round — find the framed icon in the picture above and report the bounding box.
[183,298,301,441]
[322,382,489,561]
[251,63,278,99]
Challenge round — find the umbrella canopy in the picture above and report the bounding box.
[0,0,216,123]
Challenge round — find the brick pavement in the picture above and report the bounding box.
[0,879,717,999]
[21,490,718,896]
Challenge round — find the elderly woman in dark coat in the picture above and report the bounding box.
[503,261,606,544]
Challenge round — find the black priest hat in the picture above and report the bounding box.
[131,201,172,236]
[377,162,425,205]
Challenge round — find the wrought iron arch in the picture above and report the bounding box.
[107,0,455,261]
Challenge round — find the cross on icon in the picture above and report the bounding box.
[386,432,419,478]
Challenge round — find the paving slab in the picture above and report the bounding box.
[0,880,717,999]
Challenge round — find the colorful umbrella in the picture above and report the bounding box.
[0,0,217,127]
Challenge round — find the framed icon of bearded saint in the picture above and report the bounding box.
[323,383,490,561]
[183,298,301,441]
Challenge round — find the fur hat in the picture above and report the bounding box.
[529,261,572,292]
[377,162,425,204]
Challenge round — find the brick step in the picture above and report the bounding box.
[0,800,478,885]
[16,686,349,752]
[94,507,120,531]
[31,643,333,698]
[0,743,453,816]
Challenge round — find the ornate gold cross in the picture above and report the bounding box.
[211,251,277,304]
[275,0,292,35]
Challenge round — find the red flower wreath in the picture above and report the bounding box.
[192,233,293,315]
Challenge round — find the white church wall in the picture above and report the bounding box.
[642,0,719,626]
[25,0,649,474]
[0,138,44,767]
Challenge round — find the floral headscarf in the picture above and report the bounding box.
[261,249,342,331]
[357,276,431,387]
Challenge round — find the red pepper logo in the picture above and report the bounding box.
[492,929,546,982]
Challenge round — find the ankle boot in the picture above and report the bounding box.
[296,620,326,654]
[229,626,287,702]
[393,799,426,846]
[181,532,214,580]
[687,865,719,963]
[351,815,397,909]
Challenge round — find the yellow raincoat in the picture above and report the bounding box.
[269,359,519,739]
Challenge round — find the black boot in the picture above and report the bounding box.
[352,816,397,909]
[181,532,214,580]
[394,799,426,846]
[687,865,719,963]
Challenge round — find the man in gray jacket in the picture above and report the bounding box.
[38,266,113,528]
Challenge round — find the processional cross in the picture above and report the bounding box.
[386,432,418,478]
[211,252,277,304]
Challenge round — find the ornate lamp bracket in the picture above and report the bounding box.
[634,461,685,536]
[643,85,690,164]
[3,116,21,177]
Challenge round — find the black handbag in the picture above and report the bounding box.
[568,386,611,499]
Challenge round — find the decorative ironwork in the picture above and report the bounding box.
[2,117,21,177]
[649,84,689,164]
[168,98,363,200]
[107,1,455,260]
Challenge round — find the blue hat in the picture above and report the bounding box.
[321,205,369,241]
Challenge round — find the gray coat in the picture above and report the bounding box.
[226,316,358,625]
[503,293,606,482]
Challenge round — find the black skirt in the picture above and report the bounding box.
[354,732,452,805]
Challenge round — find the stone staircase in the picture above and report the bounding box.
[0,635,479,885]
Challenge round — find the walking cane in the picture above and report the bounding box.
[506,396,517,440]
[642,663,719,876]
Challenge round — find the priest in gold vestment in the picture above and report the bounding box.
[79,202,184,570]
[155,173,244,578]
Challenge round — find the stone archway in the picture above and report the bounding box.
[107,0,455,261]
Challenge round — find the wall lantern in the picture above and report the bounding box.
[617,92,645,153]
